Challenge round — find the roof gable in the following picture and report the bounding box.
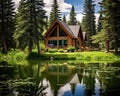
[45,19,83,39]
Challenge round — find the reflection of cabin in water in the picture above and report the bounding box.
[44,19,85,49]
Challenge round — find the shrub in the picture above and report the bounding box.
[48,48,58,53]
[58,49,64,53]
[67,46,75,52]
[27,52,40,59]
[40,45,45,51]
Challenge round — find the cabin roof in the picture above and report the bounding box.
[58,20,76,38]
[68,25,80,38]
[58,20,81,38]
[45,19,84,39]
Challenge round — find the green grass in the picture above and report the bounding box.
[41,51,120,63]
[0,50,120,64]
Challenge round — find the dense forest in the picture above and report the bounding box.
[0,0,120,54]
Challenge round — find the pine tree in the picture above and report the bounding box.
[81,16,87,32]
[91,8,104,49]
[0,0,15,53]
[97,12,103,32]
[68,5,77,25]
[100,0,120,53]
[32,0,46,55]
[14,0,30,51]
[62,15,66,23]
[82,0,96,47]
[14,0,46,54]
[49,0,61,26]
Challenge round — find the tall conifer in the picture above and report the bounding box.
[14,0,46,54]
[100,0,120,53]
[97,13,103,32]
[82,0,96,47]
[49,0,61,26]
[62,15,66,23]
[68,5,77,25]
[0,0,15,53]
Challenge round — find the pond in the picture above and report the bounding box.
[0,61,120,96]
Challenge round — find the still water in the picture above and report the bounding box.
[0,61,120,96]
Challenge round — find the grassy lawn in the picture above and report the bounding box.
[0,50,120,64]
[41,51,120,63]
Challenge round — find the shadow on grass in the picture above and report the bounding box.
[26,52,76,60]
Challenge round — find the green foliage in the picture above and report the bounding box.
[67,46,75,52]
[13,0,31,50]
[48,48,58,53]
[58,49,64,53]
[91,29,107,49]
[62,15,66,23]
[84,56,91,61]
[82,0,96,46]
[49,0,61,26]
[40,41,45,50]
[97,12,103,32]
[100,0,120,53]
[0,0,15,53]
[68,5,77,25]
[0,50,120,63]
[27,52,41,59]
[13,0,46,53]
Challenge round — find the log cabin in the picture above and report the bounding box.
[44,19,85,50]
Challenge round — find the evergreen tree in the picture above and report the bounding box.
[33,0,46,55]
[14,0,31,51]
[14,0,46,54]
[100,0,120,53]
[97,12,103,32]
[82,0,96,47]
[81,16,87,32]
[49,0,61,26]
[68,5,77,25]
[91,8,103,49]
[62,15,66,23]
[91,5,104,48]
[0,0,15,53]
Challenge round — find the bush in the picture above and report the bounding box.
[48,48,58,53]
[67,46,75,52]
[40,45,45,51]
[27,52,40,59]
[58,49,64,53]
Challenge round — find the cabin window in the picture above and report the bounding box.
[49,27,57,37]
[48,40,68,48]
[59,28,67,36]
[48,40,57,47]
[58,40,68,47]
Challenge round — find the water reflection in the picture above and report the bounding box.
[41,62,120,96]
[0,61,120,96]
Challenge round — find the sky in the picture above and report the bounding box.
[13,0,102,23]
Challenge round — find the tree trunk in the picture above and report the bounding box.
[28,39,33,53]
[33,0,40,55]
[114,40,118,53]
[2,38,8,54]
[37,40,40,55]
[105,40,109,52]
[1,1,7,54]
